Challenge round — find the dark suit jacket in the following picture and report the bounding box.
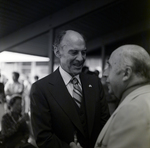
[30,68,110,148]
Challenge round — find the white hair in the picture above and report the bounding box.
[117,45,150,80]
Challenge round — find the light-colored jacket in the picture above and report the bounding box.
[95,84,150,148]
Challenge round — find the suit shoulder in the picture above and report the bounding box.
[80,73,102,88]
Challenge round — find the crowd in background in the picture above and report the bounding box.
[0,72,39,116]
[0,71,39,148]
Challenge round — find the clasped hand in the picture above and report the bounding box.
[19,113,29,122]
[70,142,82,148]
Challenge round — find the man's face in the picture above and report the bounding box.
[58,32,86,76]
[12,73,17,82]
[103,52,124,98]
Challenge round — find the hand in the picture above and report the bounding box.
[70,142,83,148]
[23,113,29,121]
[19,113,29,122]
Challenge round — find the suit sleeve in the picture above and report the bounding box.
[107,104,149,148]
[30,83,70,148]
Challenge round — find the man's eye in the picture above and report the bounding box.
[70,51,78,55]
[104,63,109,70]
[82,50,86,55]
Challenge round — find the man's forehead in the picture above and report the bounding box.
[108,53,120,65]
[63,31,83,42]
[60,39,86,50]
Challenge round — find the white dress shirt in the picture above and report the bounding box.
[59,66,82,97]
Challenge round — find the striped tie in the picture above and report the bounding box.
[71,77,82,107]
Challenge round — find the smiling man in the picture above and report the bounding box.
[30,30,110,148]
[95,44,150,148]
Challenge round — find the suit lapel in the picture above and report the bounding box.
[49,69,85,136]
[95,84,150,146]
[80,74,96,137]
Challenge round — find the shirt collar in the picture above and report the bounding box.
[120,81,150,104]
[59,66,81,85]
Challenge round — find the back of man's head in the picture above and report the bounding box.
[115,44,150,81]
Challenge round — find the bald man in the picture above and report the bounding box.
[30,30,110,148]
[94,45,150,148]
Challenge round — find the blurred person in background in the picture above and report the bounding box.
[82,66,100,76]
[23,75,31,113]
[33,75,39,82]
[30,30,110,148]
[0,70,8,86]
[0,82,5,104]
[0,78,5,130]
[82,66,90,74]
[94,70,100,77]
[5,72,24,112]
[23,76,37,147]
[1,95,36,148]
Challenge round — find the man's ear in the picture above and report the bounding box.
[54,47,61,58]
[123,67,132,81]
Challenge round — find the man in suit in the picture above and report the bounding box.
[30,30,110,148]
[94,45,150,148]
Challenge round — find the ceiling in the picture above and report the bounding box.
[55,0,149,42]
[0,0,78,38]
[0,0,150,57]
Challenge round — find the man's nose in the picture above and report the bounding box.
[103,68,108,77]
[76,52,84,61]
[103,69,110,84]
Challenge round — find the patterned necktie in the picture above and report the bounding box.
[71,77,82,107]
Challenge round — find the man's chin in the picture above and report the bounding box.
[71,69,82,76]
[108,87,113,95]
[108,89,117,98]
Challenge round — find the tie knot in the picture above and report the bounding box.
[71,77,78,85]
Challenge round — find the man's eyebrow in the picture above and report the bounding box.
[83,49,87,52]
[69,48,87,51]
